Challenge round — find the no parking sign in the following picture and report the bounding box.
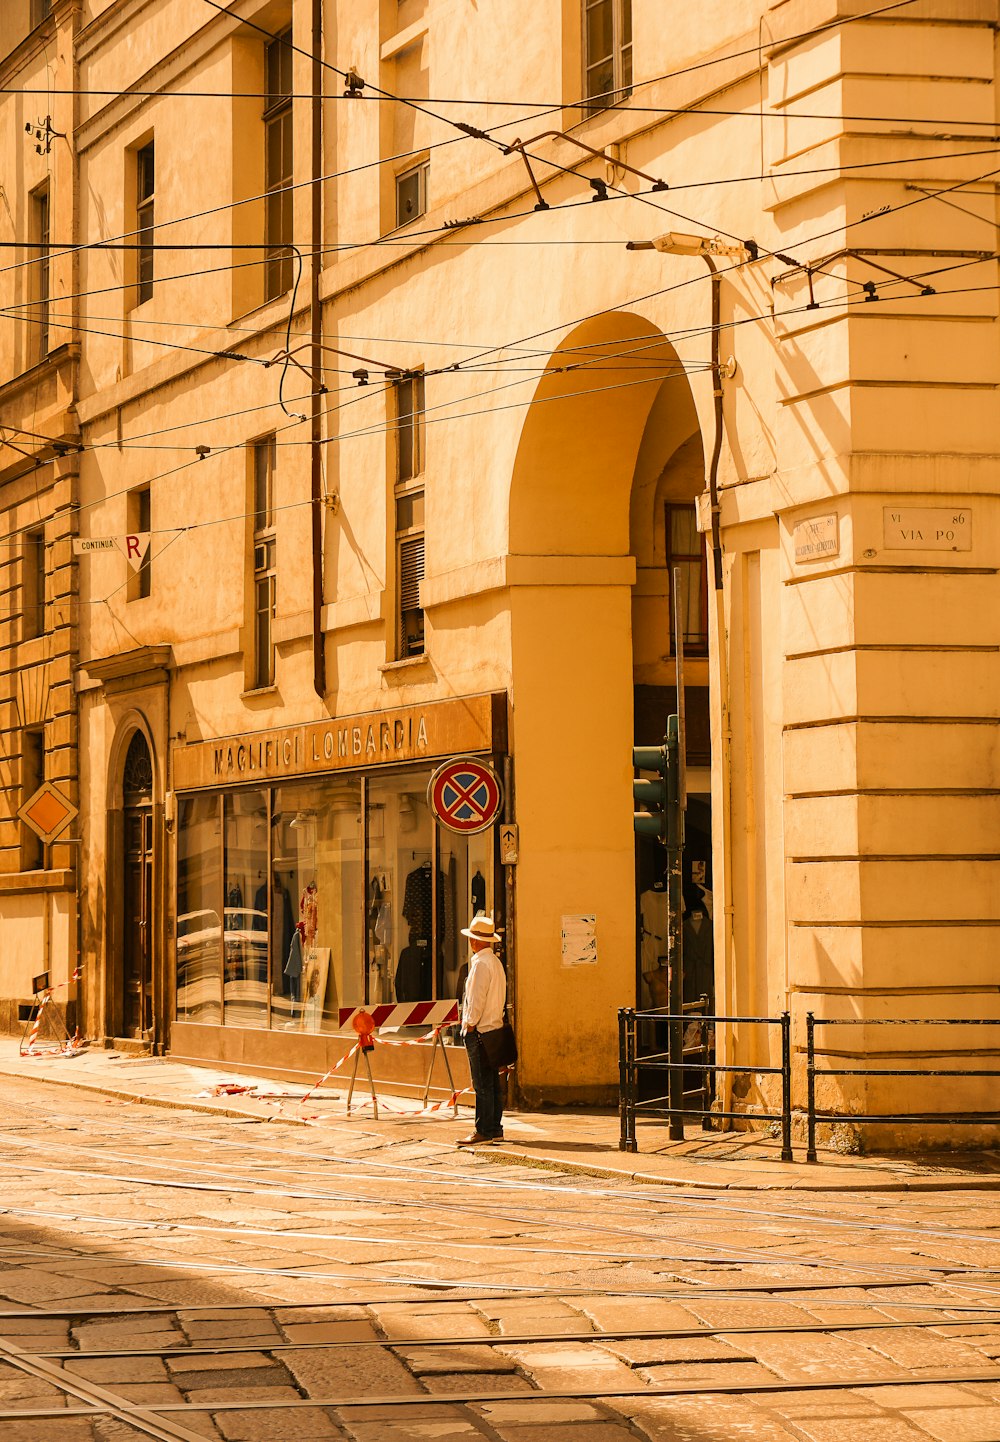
[428,756,503,835]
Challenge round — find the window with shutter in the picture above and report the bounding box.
[398,532,425,657]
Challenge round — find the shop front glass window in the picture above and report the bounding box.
[176,795,222,1023]
[223,789,270,1028]
[366,769,438,1010]
[438,822,493,1013]
[272,776,363,1031]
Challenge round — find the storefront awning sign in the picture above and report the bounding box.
[428,756,503,835]
[17,782,78,844]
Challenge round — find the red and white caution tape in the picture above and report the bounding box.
[21,965,86,1058]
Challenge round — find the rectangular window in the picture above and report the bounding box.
[395,162,428,229]
[252,437,277,688]
[396,492,425,658]
[394,372,424,484]
[30,185,50,362]
[584,0,632,111]
[127,486,151,600]
[31,0,53,25]
[264,29,293,301]
[665,502,708,655]
[136,142,155,304]
[22,528,45,641]
[20,729,44,872]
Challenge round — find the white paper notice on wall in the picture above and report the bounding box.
[561,914,597,968]
[793,513,839,563]
[883,507,972,552]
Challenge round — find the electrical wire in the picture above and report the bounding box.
[2,0,932,291]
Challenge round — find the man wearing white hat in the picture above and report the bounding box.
[457,913,506,1146]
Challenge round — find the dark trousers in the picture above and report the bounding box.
[464,1031,504,1138]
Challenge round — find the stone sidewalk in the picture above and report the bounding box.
[2,1037,998,1194]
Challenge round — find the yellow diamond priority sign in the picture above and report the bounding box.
[18,782,78,844]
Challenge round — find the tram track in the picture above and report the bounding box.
[2,1133,999,1252]
[1,1079,999,1440]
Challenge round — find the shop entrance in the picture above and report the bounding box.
[121,732,154,1036]
[629,373,714,1015]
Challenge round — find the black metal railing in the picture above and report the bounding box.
[805,1014,1000,1162]
[618,1006,793,1161]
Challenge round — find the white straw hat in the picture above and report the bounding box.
[460,912,503,943]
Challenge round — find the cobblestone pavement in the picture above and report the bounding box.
[0,1074,997,1441]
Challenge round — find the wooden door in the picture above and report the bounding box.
[123,807,153,1035]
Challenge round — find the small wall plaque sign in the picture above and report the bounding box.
[793,513,839,563]
[883,507,972,552]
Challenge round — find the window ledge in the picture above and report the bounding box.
[379,654,431,679]
[241,684,279,701]
[0,869,75,895]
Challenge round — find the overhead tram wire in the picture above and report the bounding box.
[7,214,995,477]
[0,0,925,291]
[4,254,993,482]
[7,0,924,117]
[3,136,996,296]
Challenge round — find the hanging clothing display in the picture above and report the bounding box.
[402,862,444,942]
[284,927,304,1009]
[394,942,430,1002]
[639,887,669,973]
[683,911,714,1006]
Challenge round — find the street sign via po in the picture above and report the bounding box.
[428,756,503,835]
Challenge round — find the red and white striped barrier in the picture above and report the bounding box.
[337,1001,458,1032]
[21,965,85,1058]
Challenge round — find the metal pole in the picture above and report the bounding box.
[309,0,326,699]
[806,1012,817,1162]
[780,1011,793,1162]
[624,1008,638,1152]
[700,995,712,1130]
[666,714,684,1140]
[618,1008,628,1151]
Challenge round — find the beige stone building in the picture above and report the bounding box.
[0,0,81,1037]
[1,0,997,1141]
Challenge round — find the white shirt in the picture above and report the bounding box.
[461,947,506,1034]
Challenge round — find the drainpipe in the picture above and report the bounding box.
[309,0,326,700]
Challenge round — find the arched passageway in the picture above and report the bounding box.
[506,312,711,1102]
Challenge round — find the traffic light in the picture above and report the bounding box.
[632,717,681,843]
[633,744,668,839]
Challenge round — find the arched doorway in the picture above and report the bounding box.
[121,730,154,1036]
[506,311,712,1101]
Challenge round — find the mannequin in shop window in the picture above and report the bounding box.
[285,922,305,1018]
[300,881,318,946]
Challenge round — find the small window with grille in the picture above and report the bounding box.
[252,437,277,687]
[665,502,708,655]
[395,161,428,229]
